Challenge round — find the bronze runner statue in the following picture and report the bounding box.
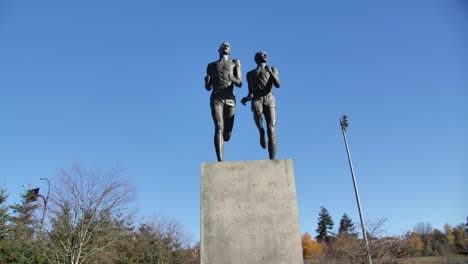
[205,42,242,161]
[241,51,280,159]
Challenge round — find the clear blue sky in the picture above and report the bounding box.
[0,0,466,243]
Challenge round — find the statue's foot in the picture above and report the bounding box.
[260,128,266,149]
[223,132,231,142]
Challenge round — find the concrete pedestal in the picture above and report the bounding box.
[201,159,303,264]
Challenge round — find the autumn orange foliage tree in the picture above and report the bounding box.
[302,232,324,259]
[407,231,424,257]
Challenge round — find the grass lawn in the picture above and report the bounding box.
[411,255,468,264]
[304,255,468,264]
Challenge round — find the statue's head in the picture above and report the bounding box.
[254,51,268,64]
[218,42,231,56]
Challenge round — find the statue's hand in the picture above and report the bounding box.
[241,97,248,105]
[267,66,277,75]
[241,94,252,105]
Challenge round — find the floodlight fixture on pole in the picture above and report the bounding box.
[340,115,373,264]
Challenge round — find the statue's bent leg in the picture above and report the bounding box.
[252,100,266,149]
[211,103,224,161]
[223,101,235,142]
[265,106,277,159]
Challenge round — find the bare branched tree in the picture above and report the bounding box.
[327,218,411,264]
[366,218,409,264]
[134,214,190,264]
[46,164,135,264]
[412,222,433,237]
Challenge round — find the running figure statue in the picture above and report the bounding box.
[205,42,242,161]
[241,51,280,159]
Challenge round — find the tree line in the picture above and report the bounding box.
[302,206,468,263]
[0,164,199,264]
[2,164,466,264]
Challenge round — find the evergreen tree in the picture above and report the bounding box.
[315,206,334,242]
[6,190,45,264]
[0,188,11,262]
[338,213,357,237]
[0,188,9,240]
[10,191,39,240]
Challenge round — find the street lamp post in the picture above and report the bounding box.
[39,177,50,233]
[22,177,50,233]
[340,115,373,264]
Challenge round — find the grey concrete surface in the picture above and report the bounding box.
[201,159,303,264]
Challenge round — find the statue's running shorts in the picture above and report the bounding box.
[210,98,236,108]
[252,93,276,113]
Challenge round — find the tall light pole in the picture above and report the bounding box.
[340,115,373,264]
[39,177,50,233]
[22,177,50,233]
